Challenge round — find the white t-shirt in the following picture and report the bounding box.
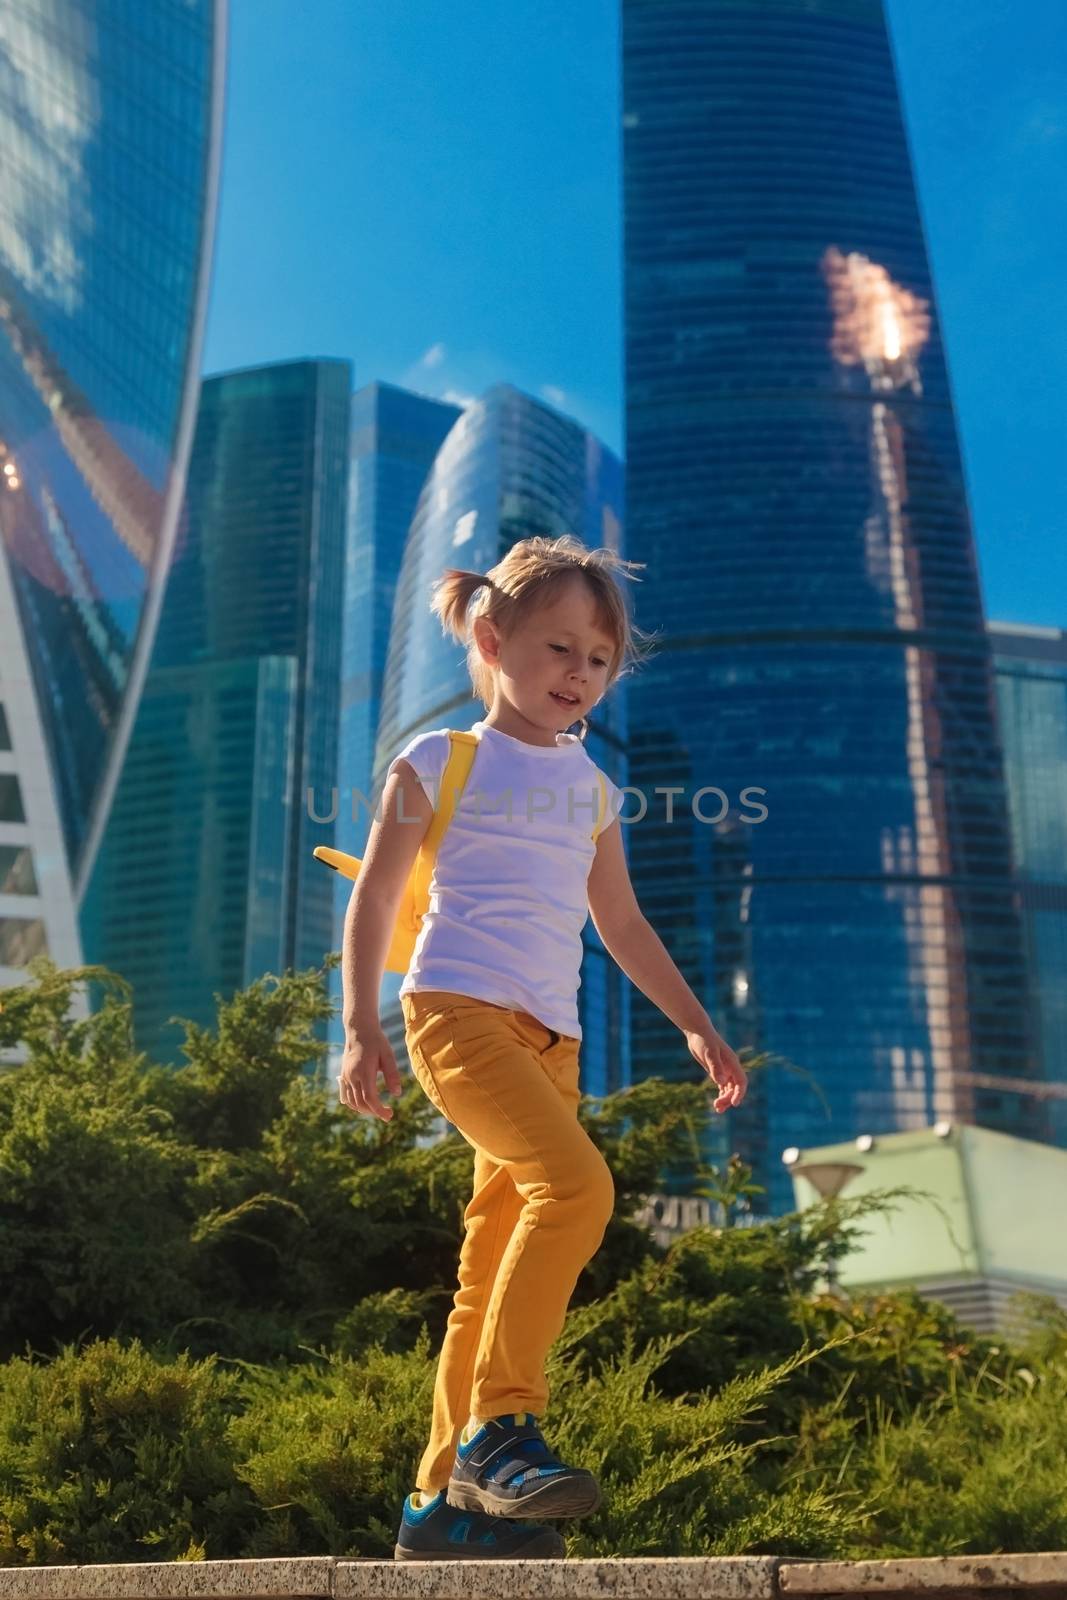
[389,719,623,1041]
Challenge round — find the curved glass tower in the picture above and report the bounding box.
[0,0,226,976]
[326,382,462,1078]
[621,0,1042,1211]
[374,383,630,1099]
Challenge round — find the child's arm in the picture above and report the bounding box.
[337,760,433,1121]
[341,758,433,1035]
[587,817,747,1113]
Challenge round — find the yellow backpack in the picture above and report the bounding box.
[313,729,609,974]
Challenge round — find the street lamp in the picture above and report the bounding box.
[782,1151,866,1293]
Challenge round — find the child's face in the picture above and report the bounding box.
[477,580,615,733]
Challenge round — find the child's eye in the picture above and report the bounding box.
[550,643,608,668]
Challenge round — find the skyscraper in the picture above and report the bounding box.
[989,621,1067,1148]
[621,0,1040,1210]
[0,0,225,1009]
[327,382,462,1074]
[80,360,351,1065]
[372,384,630,1099]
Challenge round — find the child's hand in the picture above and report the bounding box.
[339,1024,402,1121]
[685,1029,747,1113]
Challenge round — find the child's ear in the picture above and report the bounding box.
[472,615,500,664]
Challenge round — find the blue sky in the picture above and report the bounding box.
[202,0,1066,630]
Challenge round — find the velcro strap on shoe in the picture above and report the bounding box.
[471,1425,566,1488]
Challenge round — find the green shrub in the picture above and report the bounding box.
[2,958,1065,1562]
[3,1295,1063,1563]
[0,1339,257,1565]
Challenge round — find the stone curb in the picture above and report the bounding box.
[0,1555,1064,1599]
[778,1553,1067,1595]
[0,1563,778,1600]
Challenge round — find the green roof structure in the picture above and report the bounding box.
[784,1122,1067,1334]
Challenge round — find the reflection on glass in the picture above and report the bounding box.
[0,1,223,885]
[621,0,1040,1211]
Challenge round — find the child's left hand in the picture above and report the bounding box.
[685,1029,748,1113]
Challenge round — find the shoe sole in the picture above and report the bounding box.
[394,1529,566,1560]
[446,1473,601,1520]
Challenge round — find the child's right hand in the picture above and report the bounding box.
[339,1024,403,1121]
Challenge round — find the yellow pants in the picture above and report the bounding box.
[400,989,616,1494]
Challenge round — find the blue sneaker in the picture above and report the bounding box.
[393,1487,565,1560]
[446,1412,601,1520]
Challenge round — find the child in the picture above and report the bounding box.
[338,535,747,1561]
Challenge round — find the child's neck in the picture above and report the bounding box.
[479,706,564,749]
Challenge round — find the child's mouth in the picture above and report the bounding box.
[550,692,579,710]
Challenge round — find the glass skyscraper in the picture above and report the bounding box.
[989,622,1067,1148]
[372,383,630,1100]
[81,360,351,1066]
[0,0,225,1010]
[621,0,1041,1211]
[326,382,462,1074]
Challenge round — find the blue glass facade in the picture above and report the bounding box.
[0,0,225,895]
[81,360,351,1065]
[326,382,462,1071]
[373,384,630,1100]
[621,0,1042,1211]
[989,623,1067,1148]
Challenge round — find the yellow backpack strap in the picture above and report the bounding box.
[410,730,479,912]
[591,770,609,841]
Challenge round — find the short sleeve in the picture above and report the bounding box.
[388,729,451,808]
[594,767,625,835]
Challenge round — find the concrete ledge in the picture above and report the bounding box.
[0,1560,778,1600]
[0,1554,1065,1600]
[778,1553,1067,1596]
[0,1564,336,1600]
[337,1557,781,1597]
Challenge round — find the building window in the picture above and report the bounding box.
[0,774,26,823]
[0,846,37,895]
[0,918,47,966]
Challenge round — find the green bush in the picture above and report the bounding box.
[4,1298,1061,1563]
[0,1339,257,1565]
[0,961,494,1364]
[1,958,1065,1563]
[0,959,729,1366]
[0,1322,866,1562]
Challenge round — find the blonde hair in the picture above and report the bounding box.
[429,534,658,740]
